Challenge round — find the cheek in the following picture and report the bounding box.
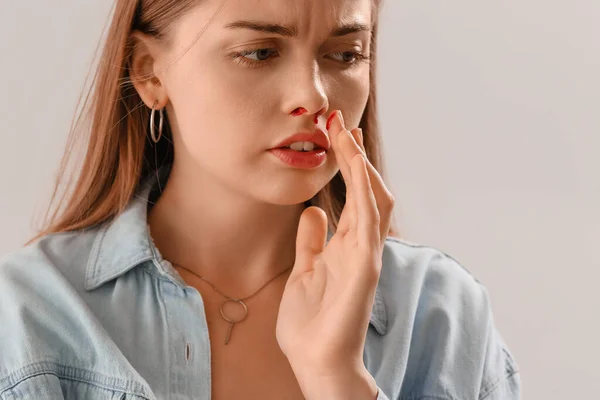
[170,62,275,138]
[331,71,370,126]
[164,69,244,149]
[164,67,276,181]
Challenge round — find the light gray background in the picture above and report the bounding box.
[1,1,598,399]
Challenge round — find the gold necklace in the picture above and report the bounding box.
[171,262,293,345]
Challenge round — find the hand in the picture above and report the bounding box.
[276,110,395,379]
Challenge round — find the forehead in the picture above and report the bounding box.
[221,0,372,18]
[179,0,373,38]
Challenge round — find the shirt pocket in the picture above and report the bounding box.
[1,373,151,400]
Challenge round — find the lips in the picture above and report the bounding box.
[272,129,331,151]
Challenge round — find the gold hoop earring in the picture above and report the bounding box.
[150,101,164,143]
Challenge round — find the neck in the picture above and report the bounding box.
[147,163,306,294]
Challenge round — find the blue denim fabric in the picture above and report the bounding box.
[0,167,520,399]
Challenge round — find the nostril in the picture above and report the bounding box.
[291,107,307,116]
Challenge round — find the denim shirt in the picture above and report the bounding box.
[0,167,520,400]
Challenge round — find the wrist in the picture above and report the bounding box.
[291,363,378,400]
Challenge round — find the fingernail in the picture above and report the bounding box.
[326,111,336,131]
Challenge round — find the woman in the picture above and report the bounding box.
[0,0,521,399]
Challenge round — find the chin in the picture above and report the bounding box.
[267,191,319,206]
[243,164,335,206]
[254,181,323,206]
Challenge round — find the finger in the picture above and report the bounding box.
[349,127,395,246]
[291,206,328,282]
[335,125,369,234]
[350,153,379,246]
[355,127,365,150]
[328,111,354,189]
[328,111,356,234]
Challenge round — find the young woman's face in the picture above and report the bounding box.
[156,0,372,205]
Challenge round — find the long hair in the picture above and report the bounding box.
[25,0,399,246]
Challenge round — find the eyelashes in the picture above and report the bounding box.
[230,48,279,69]
[229,48,371,70]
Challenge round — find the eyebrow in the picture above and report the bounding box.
[224,20,371,38]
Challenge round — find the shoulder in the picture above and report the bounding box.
[380,236,486,304]
[375,237,521,399]
[0,229,98,306]
[379,236,492,343]
[379,236,500,344]
[0,231,94,377]
[0,231,156,400]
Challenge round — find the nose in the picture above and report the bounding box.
[291,107,327,125]
[283,62,329,123]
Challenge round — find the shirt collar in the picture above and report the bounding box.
[84,165,388,335]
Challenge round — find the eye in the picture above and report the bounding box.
[229,48,370,69]
[328,51,370,66]
[248,48,277,61]
[230,48,279,68]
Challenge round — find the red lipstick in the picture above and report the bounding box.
[271,129,331,151]
[268,129,330,169]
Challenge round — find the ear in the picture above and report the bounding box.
[129,31,169,109]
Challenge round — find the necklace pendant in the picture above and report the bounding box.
[219,299,249,345]
[225,322,235,345]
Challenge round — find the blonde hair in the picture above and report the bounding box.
[25,0,399,246]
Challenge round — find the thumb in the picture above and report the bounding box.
[290,206,328,281]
